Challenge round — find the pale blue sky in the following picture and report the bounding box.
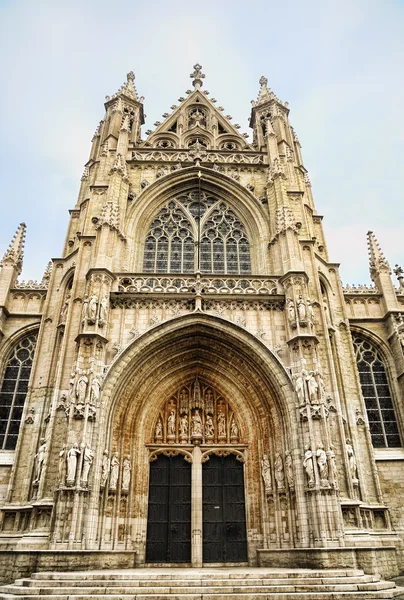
[0,0,403,284]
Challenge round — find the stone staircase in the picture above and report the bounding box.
[0,567,403,600]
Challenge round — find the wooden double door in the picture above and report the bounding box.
[146,453,247,563]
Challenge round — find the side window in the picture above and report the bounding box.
[0,334,37,450]
[353,335,401,448]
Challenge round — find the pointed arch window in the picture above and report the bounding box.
[0,334,37,450]
[353,335,401,448]
[143,191,251,275]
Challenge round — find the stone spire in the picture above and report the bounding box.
[0,222,26,276]
[190,63,205,90]
[107,71,140,103]
[255,75,279,106]
[367,231,390,280]
[41,260,53,287]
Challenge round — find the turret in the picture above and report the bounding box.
[367,231,398,312]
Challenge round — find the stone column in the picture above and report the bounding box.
[191,445,203,567]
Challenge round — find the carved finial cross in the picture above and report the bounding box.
[259,75,268,87]
[190,63,205,90]
[127,71,135,83]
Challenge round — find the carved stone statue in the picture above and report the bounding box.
[81,443,94,484]
[88,294,98,322]
[179,414,188,438]
[59,294,70,324]
[76,374,88,406]
[81,294,89,321]
[66,443,81,484]
[261,454,272,493]
[230,417,239,439]
[58,445,66,484]
[297,294,307,323]
[306,371,319,404]
[155,418,163,440]
[323,297,331,326]
[303,445,315,487]
[110,452,120,490]
[205,389,214,414]
[217,411,226,438]
[99,295,108,321]
[205,415,214,438]
[34,438,47,483]
[179,389,188,413]
[100,450,110,488]
[191,409,203,437]
[90,376,100,405]
[167,409,176,438]
[327,444,338,489]
[122,455,131,492]
[346,438,359,483]
[274,452,285,491]
[315,370,326,401]
[294,371,306,405]
[287,298,296,325]
[285,451,294,489]
[316,443,329,486]
[306,298,314,327]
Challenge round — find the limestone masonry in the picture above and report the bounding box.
[0,65,403,584]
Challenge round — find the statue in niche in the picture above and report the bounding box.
[327,445,338,489]
[205,415,214,438]
[58,445,66,484]
[303,445,315,487]
[315,370,326,401]
[316,443,329,486]
[179,389,188,413]
[306,298,314,328]
[261,454,272,494]
[193,378,202,409]
[110,452,120,490]
[122,455,131,492]
[90,376,100,406]
[34,438,47,483]
[59,294,70,324]
[100,450,110,488]
[98,295,108,321]
[76,374,88,407]
[66,443,81,484]
[88,294,98,322]
[191,409,203,437]
[217,411,226,438]
[167,409,176,438]
[293,371,306,405]
[81,294,89,321]
[297,294,307,323]
[287,298,296,326]
[230,417,239,439]
[81,443,94,485]
[179,414,188,438]
[205,389,214,414]
[155,418,163,440]
[346,438,359,483]
[274,453,285,491]
[323,297,331,326]
[285,451,294,489]
[306,371,319,404]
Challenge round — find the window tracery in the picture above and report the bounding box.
[353,335,401,448]
[0,334,37,450]
[143,191,251,275]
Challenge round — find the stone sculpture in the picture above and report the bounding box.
[66,443,81,485]
[34,438,47,483]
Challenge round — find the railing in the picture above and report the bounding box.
[115,274,281,296]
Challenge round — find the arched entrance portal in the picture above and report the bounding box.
[100,314,301,566]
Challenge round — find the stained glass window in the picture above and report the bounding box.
[353,335,401,448]
[0,334,37,450]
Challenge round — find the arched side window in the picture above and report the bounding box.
[0,334,37,450]
[142,191,251,275]
[353,335,401,448]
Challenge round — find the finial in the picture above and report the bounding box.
[1,222,26,275]
[41,261,53,286]
[127,71,135,83]
[190,63,205,90]
[367,231,390,280]
[394,265,404,291]
[259,75,268,87]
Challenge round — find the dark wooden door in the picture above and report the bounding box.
[146,454,191,563]
[203,454,247,562]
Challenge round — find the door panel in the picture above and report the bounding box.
[203,454,247,562]
[146,454,191,563]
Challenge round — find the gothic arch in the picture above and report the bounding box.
[0,322,40,380]
[125,166,270,273]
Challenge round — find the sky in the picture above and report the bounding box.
[0,0,403,285]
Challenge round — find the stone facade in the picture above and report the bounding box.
[0,65,403,579]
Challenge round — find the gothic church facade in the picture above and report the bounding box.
[0,65,404,578]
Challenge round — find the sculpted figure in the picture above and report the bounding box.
[81,294,89,321]
[100,450,110,488]
[303,444,315,487]
[191,409,203,436]
[90,376,100,405]
[285,451,294,489]
[122,455,131,491]
[179,389,188,413]
[294,371,306,405]
[327,444,338,489]
[88,294,98,321]
[81,443,94,484]
[205,415,214,438]
[155,419,163,440]
[66,443,81,484]
[76,374,88,406]
[110,452,120,490]
[306,371,319,404]
[34,438,47,483]
[59,294,70,324]
[297,295,307,322]
[230,418,239,439]
[287,298,296,324]
[306,298,314,326]
[179,414,188,437]
[346,438,358,482]
[99,295,108,321]
[205,389,214,413]
[274,452,285,491]
[167,409,176,437]
[58,445,66,483]
[316,443,329,485]
[261,454,272,493]
[217,411,226,438]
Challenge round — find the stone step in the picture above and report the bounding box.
[0,592,397,600]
